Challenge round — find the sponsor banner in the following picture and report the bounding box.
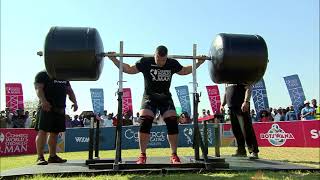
[0,128,37,156]
[283,75,306,116]
[123,126,169,149]
[302,120,320,147]
[5,83,24,112]
[206,85,221,114]
[90,88,104,115]
[221,123,235,147]
[175,86,192,116]
[64,124,217,152]
[122,88,133,115]
[123,124,217,149]
[252,79,269,114]
[254,121,304,147]
[64,127,116,152]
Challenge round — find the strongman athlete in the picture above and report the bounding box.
[108,46,205,164]
[34,70,78,165]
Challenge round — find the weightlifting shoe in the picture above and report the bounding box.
[170,153,181,164]
[136,153,147,164]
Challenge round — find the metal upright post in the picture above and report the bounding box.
[114,41,124,170]
[88,117,95,160]
[95,118,100,158]
[214,123,221,157]
[192,44,200,160]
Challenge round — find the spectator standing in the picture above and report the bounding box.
[5,107,13,128]
[12,109,26,128]
[311,99,318,119]
[71,115,82,127]
[285,105,298,121]
[201,109,207,118]
[133,112,141,126]
[301,100,315,120]
[65,115,72,128]
[274,108,282,122]
[250,109,258,122]
[104,113,113,127]
[24,111,32,128]
[0,111,7,128]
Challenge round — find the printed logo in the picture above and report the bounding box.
[1,132,28,153]
[150,69,171,81]
[310,129,320,139]
[183,127,213,145]
[75,137,90,143]
[125,129,166,146]
[260,124,294,146]
[53,80,67,84]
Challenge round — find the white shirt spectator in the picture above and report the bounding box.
[274,113,281,122]
[101,115,113,127]
[133,116,140,126]
[24,116,32,128]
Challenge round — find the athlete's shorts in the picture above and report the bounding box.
[140,93,176,116]
[35,107,66,133]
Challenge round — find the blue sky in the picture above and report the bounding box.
[1,0,319,115]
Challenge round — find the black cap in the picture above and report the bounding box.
[156,45,168,57]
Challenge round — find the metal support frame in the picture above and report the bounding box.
[114,41,124,170]
[88,117,95,160]
[102,52,211,60]
[94,119,100,158]
[191,44,209,164]
[37,51,212,60]
[85,42,227,171]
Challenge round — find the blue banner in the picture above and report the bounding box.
[252,79,269,114]
[64,124,217,152]
[64,127,116,152]
[90,88,104,115]
[175,86,192,117]
[283,74,306,115]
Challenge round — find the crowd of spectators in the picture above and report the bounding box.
[0,107,35,128]
[1,99,319,128]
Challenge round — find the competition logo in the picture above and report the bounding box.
[183,127,213,145]
[125,129,166,146]
[150,69,171,81]
[260,124,294,146]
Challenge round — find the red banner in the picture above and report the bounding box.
[206,85,221,114]
[122,88,133,115]
[5,83,24,112]
[301,120,320,147]
[0,128,37,156]
[254,121,304,147]
[220,120,320,147]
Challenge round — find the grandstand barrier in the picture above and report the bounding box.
[0,120,319,156]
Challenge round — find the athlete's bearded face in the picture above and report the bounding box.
[154,51,167,67]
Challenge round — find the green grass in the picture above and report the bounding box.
[15,171,320,180]
[1,147,319,179]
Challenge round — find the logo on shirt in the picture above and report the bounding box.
[54,80,67,84]
[150,69,171,81]
[260,124,294,146]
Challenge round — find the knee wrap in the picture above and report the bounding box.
[139,116,153,134]
[164,116,179,135]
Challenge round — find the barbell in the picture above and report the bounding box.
[39,26,268,84]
